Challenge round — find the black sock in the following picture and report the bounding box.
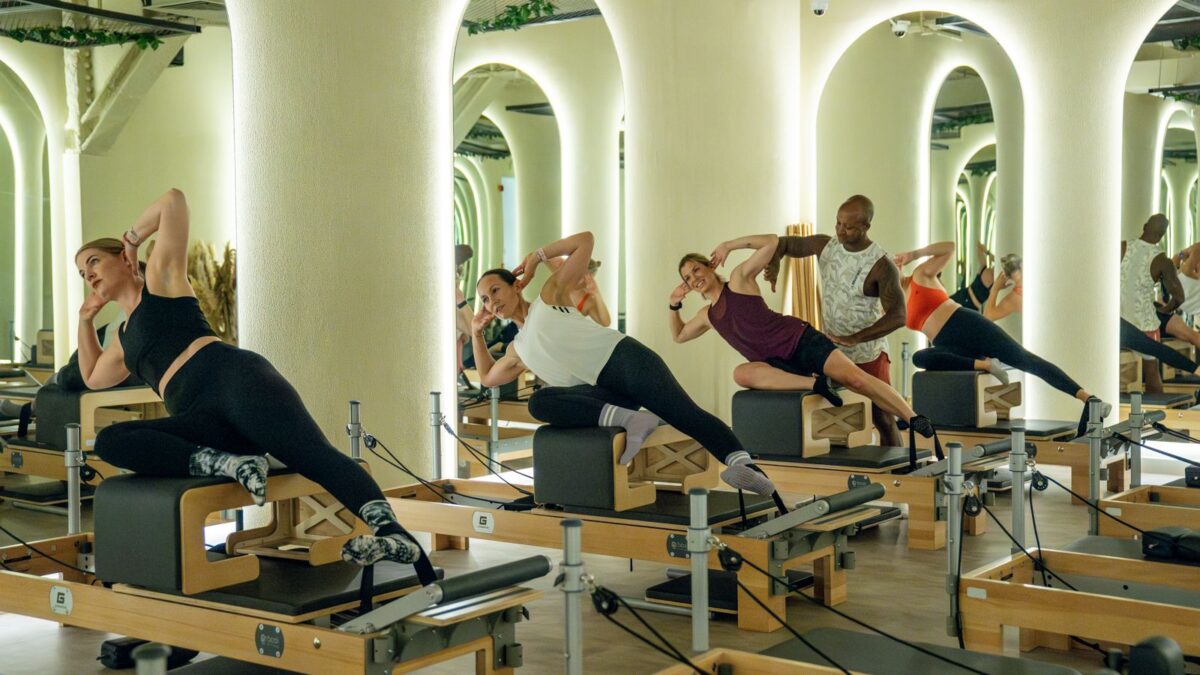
[1076,404,1089,439]
[375,523,403,538]
[814,376,843,407]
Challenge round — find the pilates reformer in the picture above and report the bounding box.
[959,400,1200,658]
[1100,392,1200,538]
[917,370,1131,506]
[382,393,882,633]
[557,453,1099,675]
[456,383,540,478]
[0,421,548,675]
[735,386,1024,550]
[0,383,163,513]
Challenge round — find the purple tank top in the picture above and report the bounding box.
[708,286,807,362]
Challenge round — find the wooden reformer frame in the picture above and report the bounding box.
[0,533,535,674]
[383,475,859,633]
[959,548,1200,656]
[0,386,164,488]
[1098,484,1200,536]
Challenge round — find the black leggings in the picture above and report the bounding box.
[914,309,1083,397]
[1119,318,1198,373]
[526,337,744,463]
[94,342,384,516]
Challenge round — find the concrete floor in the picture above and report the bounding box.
[0,464,1174,674]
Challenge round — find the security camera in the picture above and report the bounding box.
[811,0,829,16]
[891,18,910,38]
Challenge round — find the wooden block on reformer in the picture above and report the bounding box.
[732,389,873,459]
[912,371,1019,428]
[533,424,717,512]
[96,472,366,596]
[1119,350,1143,393]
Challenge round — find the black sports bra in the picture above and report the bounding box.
[119,283,215,393]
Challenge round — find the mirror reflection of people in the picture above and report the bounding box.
[470,231,782,497]
[454,244,476,388]
[982,254,1023,322]
[896,241,1104,437]
[949,242,996,311]
[76,189,429,570]
[1155,243,1200,351]
[1118,214,1200,393]
[545,257,612,327]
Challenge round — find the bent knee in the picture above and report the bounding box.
[93,424,129,462]
[733,363,764,388]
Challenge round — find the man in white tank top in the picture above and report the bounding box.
[764,195,907,446]
[1120,214,1185,392]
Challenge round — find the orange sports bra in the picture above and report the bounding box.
[576,292,590,312]
[906,280,951,331]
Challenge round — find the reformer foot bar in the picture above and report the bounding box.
[0,419,550,675]
[959,400,1200,658]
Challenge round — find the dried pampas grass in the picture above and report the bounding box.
[188,241,237,344]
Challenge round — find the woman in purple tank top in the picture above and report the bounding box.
[669,234,933,439]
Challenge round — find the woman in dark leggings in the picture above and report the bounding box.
[76,190,427,572]
[1119,317,1200,389]
[669,234,934,443]
[894,241,1105,436]
[471,231,778,496]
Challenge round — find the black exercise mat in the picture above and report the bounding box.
[561,489,773,525]
[756,445,930,469]
[148,553,440,616]
[761,627,1080,674]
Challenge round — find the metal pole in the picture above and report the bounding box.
[1087,397,1102,536]
[900,341,911,399]
[347,400,362,460]
[688,488,710,653]
[430,392,443,480]
[945,441,963,637]
[489,386,501,446]
[65,423,82,535]
[131,643,171,675]
[561,519,584,675]
[1129,392,1143,488]
[1008,419,1027,553]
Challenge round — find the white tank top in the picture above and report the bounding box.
[819,240,888,363]
[1120,239,1161,332]
[512,298,624,387]
[1180,273,1200,316]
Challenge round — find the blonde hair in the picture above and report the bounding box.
[1000,254,1022,277]
[76,237,124,259]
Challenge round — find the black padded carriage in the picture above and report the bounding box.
[761,627,1079,674]
[936,418,1077,438]
[755,445,931,469]
[1120,392,1193,408]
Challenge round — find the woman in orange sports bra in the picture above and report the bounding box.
[895,241,1104,437]
[546,256,612,327]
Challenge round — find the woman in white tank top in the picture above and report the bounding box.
[469,231,780,498]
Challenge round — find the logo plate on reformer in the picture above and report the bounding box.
[256,624,284,658]
[666,534,689,559]
[49,586,72,615]
[473,511,495,534]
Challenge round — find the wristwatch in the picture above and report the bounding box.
[669,302,683,311]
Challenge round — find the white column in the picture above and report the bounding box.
[601,0,800,416]
[966,171,988,273]
[486,96,561,270]
[227,0,467,481]
[1164,162,1194,251]
[1009,0,1174,418]
[5,119,45,355]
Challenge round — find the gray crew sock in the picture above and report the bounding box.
[601,404,662,465]
[720,451,776,496]
[188,447,269,506]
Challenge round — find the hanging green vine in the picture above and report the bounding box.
[1173,35,1200,51]
[467,126,505,141]
[932,112,994,135]
[2,25,163,50]
[465,0,557,35]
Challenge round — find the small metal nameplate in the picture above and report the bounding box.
[256,624,284,658]
[1104,507,1122,517]
[49,586,72,615]
[966,587,987,600]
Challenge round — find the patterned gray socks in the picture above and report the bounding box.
[188,447,269,506]
[341,500,422,566]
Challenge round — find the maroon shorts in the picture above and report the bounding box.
[857,352,891,383]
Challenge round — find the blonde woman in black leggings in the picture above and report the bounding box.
[76,189,429,575]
